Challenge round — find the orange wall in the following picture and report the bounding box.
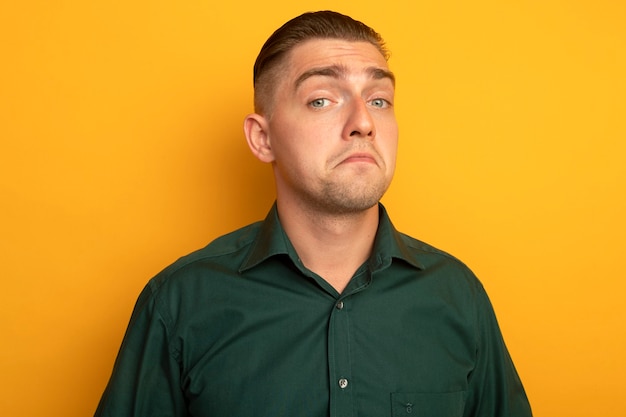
[1,1,624,416]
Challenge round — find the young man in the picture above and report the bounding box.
[95,11,532,417]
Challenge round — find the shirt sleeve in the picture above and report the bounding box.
[463,284,533,417]
[94,280,187,417]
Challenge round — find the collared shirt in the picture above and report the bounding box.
[95,204,532,417]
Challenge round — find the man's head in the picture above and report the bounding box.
[244,11,398,216]
[253,10,389,116]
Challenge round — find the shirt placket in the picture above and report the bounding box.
[328,295,354,417]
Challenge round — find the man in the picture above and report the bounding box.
[95,10,532,417]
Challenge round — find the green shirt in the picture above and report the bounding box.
[95,204,532,417]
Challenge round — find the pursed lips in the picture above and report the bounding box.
[340,152,379,165]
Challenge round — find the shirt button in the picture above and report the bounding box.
[338,378,349,389]
[336,301,344,310]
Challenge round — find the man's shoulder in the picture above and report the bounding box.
[395,230,476,275]
[398,231,458,259]
[152,221,263,283]
[197,221,264,258]
[390,231,487,301]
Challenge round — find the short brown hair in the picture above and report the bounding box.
[253,10,389,115]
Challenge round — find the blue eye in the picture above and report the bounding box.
[370,98,389,108]
[310,98,330,108]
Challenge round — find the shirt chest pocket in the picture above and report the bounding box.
[391,391,466,417]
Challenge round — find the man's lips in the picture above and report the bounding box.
[340,152,378,164]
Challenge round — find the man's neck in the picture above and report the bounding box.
[276,199,380,293]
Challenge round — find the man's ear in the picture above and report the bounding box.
[244,113,274,163]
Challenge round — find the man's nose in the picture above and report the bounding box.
[343,99,376,140]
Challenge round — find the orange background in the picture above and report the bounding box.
[1,1,624,416]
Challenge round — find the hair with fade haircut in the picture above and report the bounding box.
[252,10,390,115]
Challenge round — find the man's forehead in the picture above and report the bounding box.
[294,64,395,90]
[285,39,392,83]
[289,39,386,62]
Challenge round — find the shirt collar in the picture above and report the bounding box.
[371,203,425,271]
[239,202,424,272]
[239,202,291,272]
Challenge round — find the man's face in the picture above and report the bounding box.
[262,39,398,215]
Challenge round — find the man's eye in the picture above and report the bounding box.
[370,98,389,108]
[309,98,330,108]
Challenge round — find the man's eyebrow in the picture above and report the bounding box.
[294,65,395,89]
[295,65,345,89]
[369,67,396,86]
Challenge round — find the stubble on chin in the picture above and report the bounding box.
[310,173,390,215]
